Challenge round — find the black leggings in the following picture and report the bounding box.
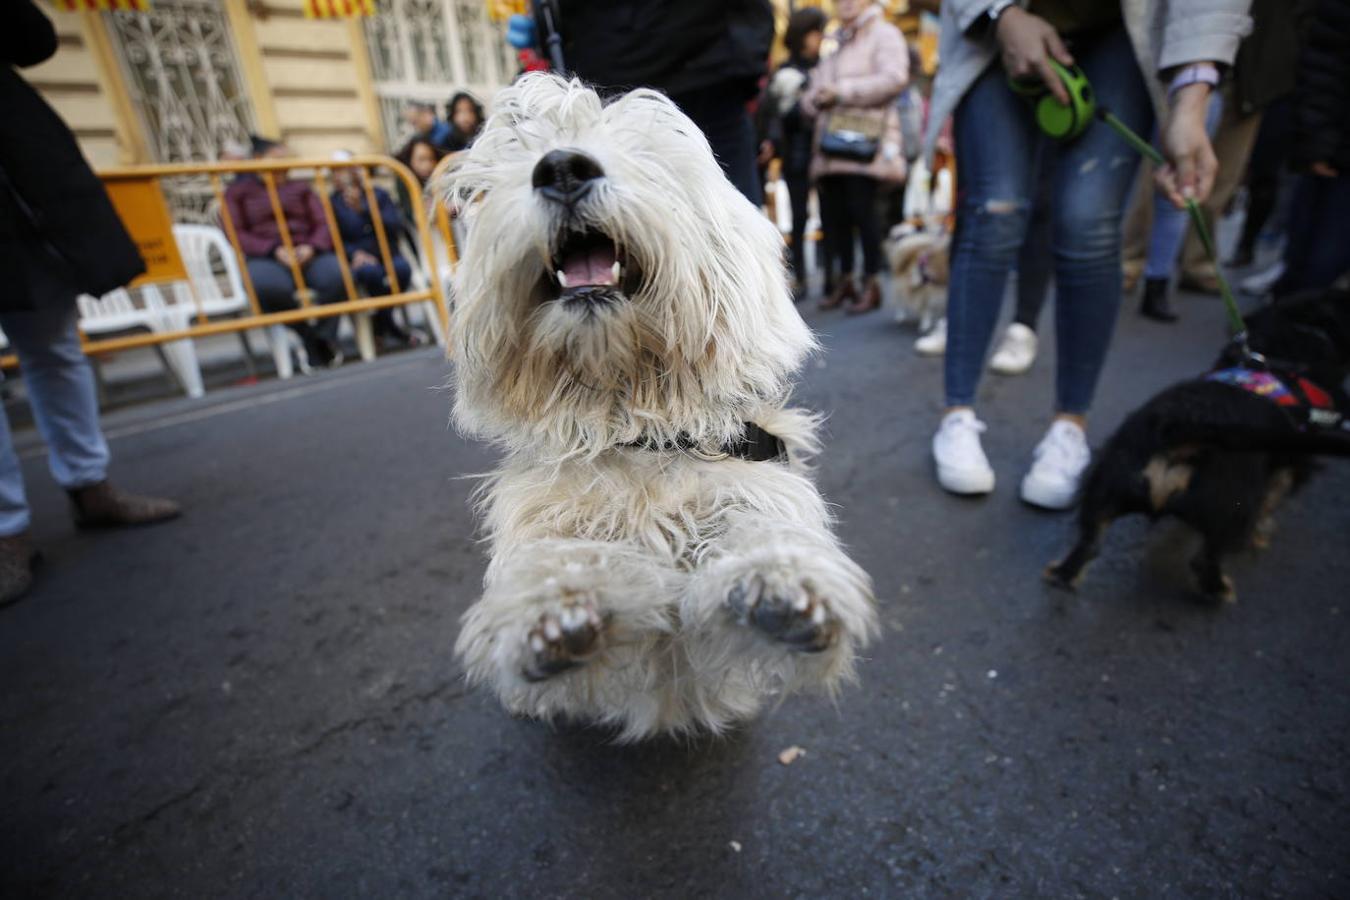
[784,166,811,281]
[818,173,881,277]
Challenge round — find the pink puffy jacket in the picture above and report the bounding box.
[802,4,909,183]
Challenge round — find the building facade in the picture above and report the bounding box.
[30,0,516,170]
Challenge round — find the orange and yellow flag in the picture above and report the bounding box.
[53,0,149,10]
[303,0,376,16]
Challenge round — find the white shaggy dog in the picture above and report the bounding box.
[445,75,875,740]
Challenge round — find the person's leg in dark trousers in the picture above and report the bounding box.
[785,166,812,294]
[673,86,761,204]
[1232,96,1294,266]
[817,174,858,308]
[1273,173,1350,297]
[842,174,884,313]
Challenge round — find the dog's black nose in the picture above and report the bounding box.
[532,150,604,205]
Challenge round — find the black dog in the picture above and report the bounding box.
[1046,289,1350,602]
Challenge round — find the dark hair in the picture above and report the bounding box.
[784,7,827,60]
[396,137,446,183]
[445,91,485,131]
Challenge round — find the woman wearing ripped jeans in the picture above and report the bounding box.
[924,0,1251,509]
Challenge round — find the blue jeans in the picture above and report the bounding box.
[0,305,110,535]
[1144,91,1224,280]
[351,255,412,296]
[945,26,1153,414]
[246,253,348,342]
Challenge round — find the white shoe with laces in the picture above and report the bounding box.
[914,317,947,356]
[988,322,1038,374]
[1020,419,1091,510]
[932,409,995,495]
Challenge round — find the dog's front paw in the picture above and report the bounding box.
[727,574,837,653]
[522,595,606,682]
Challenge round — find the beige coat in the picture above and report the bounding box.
[802,4,910,183]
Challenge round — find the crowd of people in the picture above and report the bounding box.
[751,0,1347,512]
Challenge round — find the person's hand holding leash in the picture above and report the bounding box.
[996,7,1074,105]
[1156,82,1218,208]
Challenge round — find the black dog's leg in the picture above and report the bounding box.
[1189,538,1236,603]
[1046,511,1112,590]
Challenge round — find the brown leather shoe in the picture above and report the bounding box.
[69,481,181,529]
[819,275,856,310]
[846,276,883,314]
[0,532,37,608]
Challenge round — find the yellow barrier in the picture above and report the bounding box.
[7,156,455,366]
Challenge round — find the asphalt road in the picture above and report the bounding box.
[2,289,1347,898]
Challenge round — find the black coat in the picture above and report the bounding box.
[0,0,144,312]
[1293,0,1350,170]
[554,0,774,103]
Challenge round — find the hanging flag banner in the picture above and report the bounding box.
[52,0,149,9]
[303,0,376,17]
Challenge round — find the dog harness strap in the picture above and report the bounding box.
[1206,365,1345,431]
[624,422,788,463]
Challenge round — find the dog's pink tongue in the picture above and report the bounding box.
[562,243,616,287]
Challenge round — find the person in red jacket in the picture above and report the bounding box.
[224,137,347,367]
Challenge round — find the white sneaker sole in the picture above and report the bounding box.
[989,353,1034,375]
[937,463,995,495]
[1019,472,1078,510]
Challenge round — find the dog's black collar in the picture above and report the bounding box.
[623,422,788,463]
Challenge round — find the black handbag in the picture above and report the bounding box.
[819,108,884,163]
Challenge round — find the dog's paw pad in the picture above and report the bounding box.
[729,575,837,653]
[522,598,605,682]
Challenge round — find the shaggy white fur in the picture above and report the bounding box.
[444,74,876,740]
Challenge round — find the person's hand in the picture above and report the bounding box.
[995,7,1074,105]
[1155,83,1218,208]
[815,86,839,109]
[274,245,294,266]
[1310,160,1341,178]
[351,249,379,268]
[294,244,315,265]
[756,139,774,166]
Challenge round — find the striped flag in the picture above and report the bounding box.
[53,0,149,9]
[303,0,376,16]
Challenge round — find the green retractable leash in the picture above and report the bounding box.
[1010,60,1258,363]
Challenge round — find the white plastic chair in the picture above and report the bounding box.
[76,287,205,399]
[169,224,308,380]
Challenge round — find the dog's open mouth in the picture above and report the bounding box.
[546,229,638,305]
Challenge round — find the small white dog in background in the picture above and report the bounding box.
[884,224,950,334]
[443,74,876,740]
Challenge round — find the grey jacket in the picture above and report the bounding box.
[924,0,1253,159]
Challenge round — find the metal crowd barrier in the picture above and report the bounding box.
[10,156,456,363]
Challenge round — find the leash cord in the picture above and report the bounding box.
[1095,107,1252,352]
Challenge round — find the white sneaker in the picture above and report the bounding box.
[915,317,947,356]
[933,409,995,495]
[1240,261,1285,295]
[988,322,1038,375]
[1020,420,1091,510]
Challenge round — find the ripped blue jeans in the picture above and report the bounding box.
[945,26,1153,414]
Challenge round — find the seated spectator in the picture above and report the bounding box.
[445,91,485,151]
[329,161,418,348]
[397,136,445,188]
[404,101,454,151]
[224,136,347,367]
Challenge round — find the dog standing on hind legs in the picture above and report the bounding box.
[444,75,876,740]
